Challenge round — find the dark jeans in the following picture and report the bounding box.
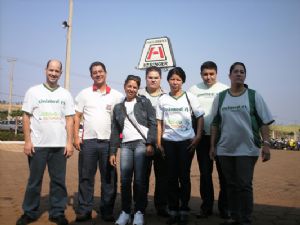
[78,139,117,216]
[218,156,258,225]
[145,148,168,211]
[163,139,194,212]
[22,147,67,219]
[120,140,147,213]
[196,135,228,214]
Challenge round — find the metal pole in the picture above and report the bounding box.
[7,58,16,119]
[64,0,73,90]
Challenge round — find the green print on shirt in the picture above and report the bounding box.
[38,99,60,104]
[167,118,190,130]
[221,105,247,111]
[39,112,60,120]
[197,93,215,97]
[165,107,189,112]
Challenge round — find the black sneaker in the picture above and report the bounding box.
[75,212,92,222]
[219,211,230,219]
[166,215,178,225]
[49,215,68,225]
[178,214,189,225]
[101,214,115,222]
[16,214,36,225]
[196,210,212,219]
[157,208,169,217]
[219,220,241,225]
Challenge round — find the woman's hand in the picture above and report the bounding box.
[157,144,166,158]
[146,144,154,156]
[188,135,201,154]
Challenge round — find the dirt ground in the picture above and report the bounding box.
[0,143,299,225]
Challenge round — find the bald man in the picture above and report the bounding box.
[16,60,75,225]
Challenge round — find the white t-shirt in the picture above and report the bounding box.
[22,84,75,147]
[189,82,228,135]
[138,87,165,108]
[122,99,148,143]
[211,89,274,156]
[156,92,205,141]
[75,86,123,140]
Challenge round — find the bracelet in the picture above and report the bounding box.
[263,140,271,146]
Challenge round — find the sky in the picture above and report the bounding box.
[0,0,299,125]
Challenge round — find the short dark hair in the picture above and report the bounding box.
[145,66,161,77]
[89,61,107,75]
[46,60,62,71]
[124,75,141,88]
[229,62,247,75]
[200,61,217,73]
[167,67,186,83]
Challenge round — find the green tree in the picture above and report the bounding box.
[9,110,23,135]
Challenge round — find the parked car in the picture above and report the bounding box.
[0,120,23,132]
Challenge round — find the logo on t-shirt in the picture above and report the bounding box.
[106,104,112,111]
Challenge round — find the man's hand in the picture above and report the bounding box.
[261,145,271,162]
[110,155,117,167]
[209,146,216,161]
[73,136,82,151]
[64,143,74,158]
[24,141,35,157]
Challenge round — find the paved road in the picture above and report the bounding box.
[0,143,299,225]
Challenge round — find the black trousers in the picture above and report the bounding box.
[196,135,228,213]
[163,139,194,212]
[145,148,168,211]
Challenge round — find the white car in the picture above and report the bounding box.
[0,120,22,132]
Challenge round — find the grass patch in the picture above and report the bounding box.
[0,130,24,141]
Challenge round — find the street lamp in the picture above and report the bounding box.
[62,21,69,28]
[7,58,16,119]
[62,0,73,90]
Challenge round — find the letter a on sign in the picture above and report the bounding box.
[137,37,176,69]
[146,45,165,61]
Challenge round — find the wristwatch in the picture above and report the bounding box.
[263,140,271,146]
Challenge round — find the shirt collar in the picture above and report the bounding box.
[92,84,111,94]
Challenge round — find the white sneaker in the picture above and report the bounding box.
[115,211,131,225]
[133,211,144,225]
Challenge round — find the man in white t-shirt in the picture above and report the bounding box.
[138,66,168,217]
[73,61,123,222]
[16,60,75,225]
[188,61,229,219]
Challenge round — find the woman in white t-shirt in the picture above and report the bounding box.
[109,75,157,225]
[156,67,205,225]
[210,62,274,225]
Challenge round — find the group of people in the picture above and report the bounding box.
[16,59,274,225]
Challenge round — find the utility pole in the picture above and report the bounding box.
[64,0,73,90]
[7,58,16,119]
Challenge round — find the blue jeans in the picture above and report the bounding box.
[163,139,194,212]
[120,140,147,214]
[22,147,67,219]
[218,156,258,225]
[78,139,117,216]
